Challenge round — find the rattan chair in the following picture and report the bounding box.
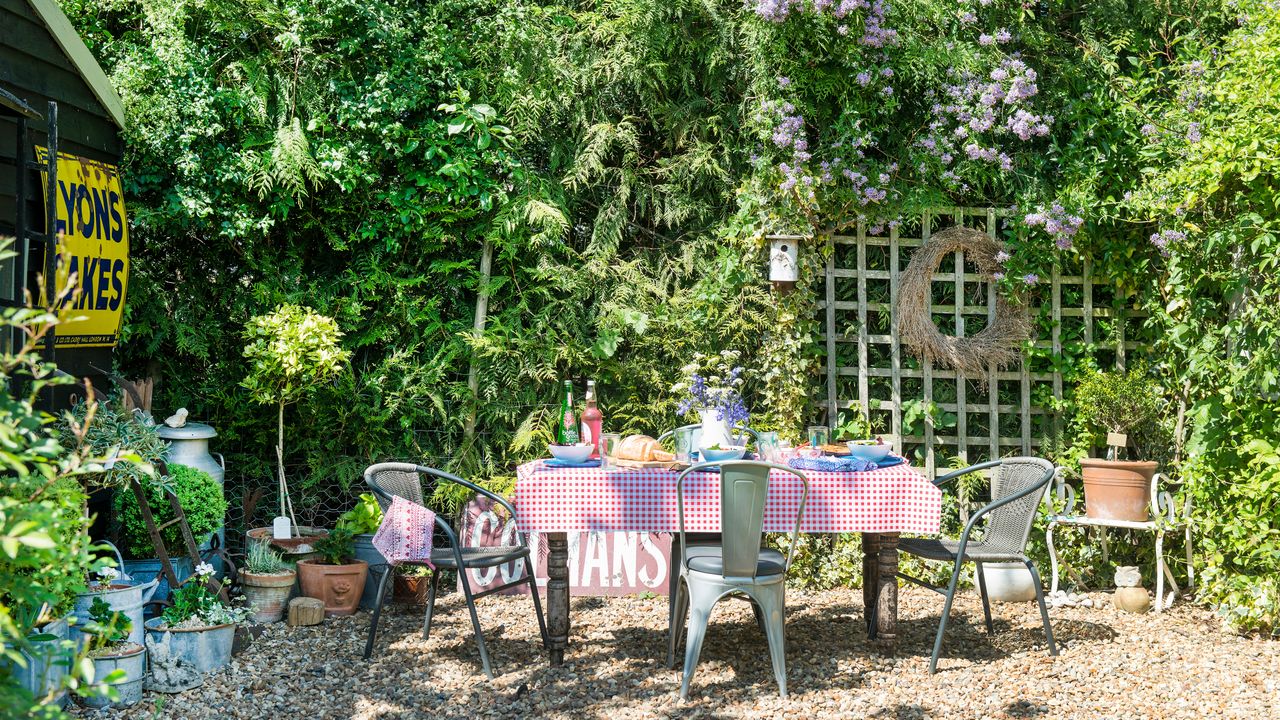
[361,463,548,678]
[666,460,809,699]
[893,457,1058,673]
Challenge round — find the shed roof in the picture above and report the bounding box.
[25,0,125,129]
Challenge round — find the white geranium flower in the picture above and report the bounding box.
[195,562,215,578]
[96,566,120,583]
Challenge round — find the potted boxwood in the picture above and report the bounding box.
[115,465,227,600]
[1071,364,1172,522]
[77,598,145,709]
[143,562,246,675]
[336,492,387,609]
[296,528,369,617]
[241,304,350,541]
[239,541,296,624]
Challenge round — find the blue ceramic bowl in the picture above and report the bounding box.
[700,445,746,463]
[846,442,892,462]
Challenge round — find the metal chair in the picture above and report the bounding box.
[361,463,548,678]
[666,460,809,699]
[894,457,1058,674]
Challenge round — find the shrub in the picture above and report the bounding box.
[114,465,227,559]
[60,395,166,489]
[312,528,355,565]
[1069,364,1173,465]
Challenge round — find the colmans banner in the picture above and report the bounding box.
[36,147,129,348]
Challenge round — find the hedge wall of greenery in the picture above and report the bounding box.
[60,0,1279,632]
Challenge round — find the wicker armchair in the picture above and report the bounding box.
[361,463,548,678]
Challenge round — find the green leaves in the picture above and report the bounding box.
[241,304,351,407]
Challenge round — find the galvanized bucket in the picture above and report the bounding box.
[77,644,146,709]
[144,618,234,675]
[72,542,159,648]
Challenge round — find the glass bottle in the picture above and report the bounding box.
[580,380,604,458]
[557,380,580,445]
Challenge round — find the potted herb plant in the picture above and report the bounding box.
[77,598,145,709]
[143,562,246,674]
[241,304,350,541]
[336,492,387,609]
[238,541,296,624]
[1071,364,1172,521]
[114,465,227,600]
[296,528,369,617]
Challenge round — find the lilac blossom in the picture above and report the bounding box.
[1187,122,1202,143]
[1024,204,1084,250]
[1141,123,1157,136]
[1022,273,1039,286]
[1149,229,1185,257]
[979,33,994,46]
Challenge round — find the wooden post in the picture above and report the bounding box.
[874,533,899,650]
[545,531,570,665]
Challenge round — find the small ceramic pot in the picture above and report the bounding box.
[240,570,297,623]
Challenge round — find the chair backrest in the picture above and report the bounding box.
[364,462,427,512]
[676,460,809,579]
[982,457,1055,555]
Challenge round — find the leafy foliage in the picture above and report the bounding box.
[312,527,356,565]
[113,465,227,559]
[1069,364,1172,462]
[335,493,383,536]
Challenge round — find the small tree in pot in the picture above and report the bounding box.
[296,528,369,617]
[1070,364,1174,521]
[239,541,296,624]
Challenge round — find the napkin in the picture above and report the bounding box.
[787,455,904,472]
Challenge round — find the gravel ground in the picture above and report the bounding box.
[77,586,1278,719]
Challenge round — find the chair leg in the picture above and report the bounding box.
[679,582,717,701]
[458,567,495,679]
[422,571,441,640]
[524,556,550,649]
[667,576,689,669]
[1023,559,1057,657]
[752,583,788,698]
[975,561,994,634]
[928,564,964,674]
[364,564,395,660]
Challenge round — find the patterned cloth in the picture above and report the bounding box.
[787,454,904,473]
[372,495,437,568]
[514,460,941,534]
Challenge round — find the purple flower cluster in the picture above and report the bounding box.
[1149,229,1185,257]
[749,0,899,47]
[917,57,1051,180]
[676,367,750,426]
[1024,204,1084,250]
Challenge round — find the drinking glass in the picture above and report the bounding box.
[807,425,830,449]
[599,433,621,471]
[673,426,697,463]
[756,431,780,462]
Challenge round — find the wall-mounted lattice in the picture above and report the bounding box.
[815,207,1155,479]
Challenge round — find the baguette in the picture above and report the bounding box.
[614,435,674,462]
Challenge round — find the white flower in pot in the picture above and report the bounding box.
[143,562,247,675]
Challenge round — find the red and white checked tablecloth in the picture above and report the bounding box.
[514,460,942,534]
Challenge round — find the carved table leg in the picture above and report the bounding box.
[874,532,899,651]
[546,532,569,666]
[862,532,880,637]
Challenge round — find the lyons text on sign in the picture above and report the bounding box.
[36,147,130,348]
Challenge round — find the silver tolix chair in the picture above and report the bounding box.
[361,463,548,678]
[666,460,809,699]
[894,457,1058,674]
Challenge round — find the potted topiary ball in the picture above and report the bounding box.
[1071,364,1172,522]
[296,528,369,617]
[114,465,227,600]
[239,541,296,624]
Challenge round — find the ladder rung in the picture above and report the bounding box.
[155,518,183,531]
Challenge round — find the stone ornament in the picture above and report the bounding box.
[143,633,203,693]
[1113,565,1151,613]
[164,407,189,428]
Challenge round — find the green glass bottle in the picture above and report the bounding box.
[556,380,580,445]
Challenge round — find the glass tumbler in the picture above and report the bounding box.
[673,426,697,463]
[756,431,780,462]
[807,425,830,450]
[600,433,621,470]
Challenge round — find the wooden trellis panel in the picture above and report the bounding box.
[818,207,1150,479]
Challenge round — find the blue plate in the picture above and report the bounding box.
[542,458,602,469]
[875,455,905,469]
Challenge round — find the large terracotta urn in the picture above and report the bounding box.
[1080,458,1158,522]
[296,559,369,617]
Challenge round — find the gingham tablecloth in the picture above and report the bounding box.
[514,460,942,534]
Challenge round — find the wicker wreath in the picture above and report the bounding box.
[896,226,1030,377]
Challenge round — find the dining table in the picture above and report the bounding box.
[514,457,943,665]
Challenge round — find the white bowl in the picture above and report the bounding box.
[549,444,593,463]
[845,441,892,462]
[700,445,746,463]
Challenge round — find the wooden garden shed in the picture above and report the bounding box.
[0,0,128,397]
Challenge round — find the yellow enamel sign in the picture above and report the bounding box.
[36,147,130,347]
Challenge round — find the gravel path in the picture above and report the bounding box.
[78,587,1278,719]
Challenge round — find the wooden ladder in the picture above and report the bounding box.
[128,460,230,603]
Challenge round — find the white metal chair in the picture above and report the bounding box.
[666,460,809,699]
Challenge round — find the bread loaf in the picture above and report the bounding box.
[615,435,674,462]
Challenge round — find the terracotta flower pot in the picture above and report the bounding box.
[240,569,297,624]
[1081,458,1158,522]
[393,573,431,606]
[296,559,369,617]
